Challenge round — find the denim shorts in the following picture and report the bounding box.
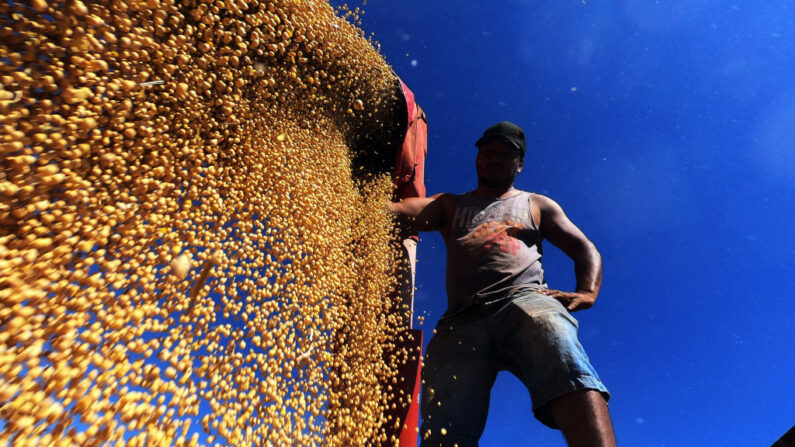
[419,289,610,446]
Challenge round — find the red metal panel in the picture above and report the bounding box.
[379,79,427,446]
[394,82,427,201]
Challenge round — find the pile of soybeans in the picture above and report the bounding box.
[0,0,413,445]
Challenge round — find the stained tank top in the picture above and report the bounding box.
[445,190,547,316]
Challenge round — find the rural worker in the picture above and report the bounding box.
[390,121,615,447]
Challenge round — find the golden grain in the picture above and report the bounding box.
[1,0,411,445]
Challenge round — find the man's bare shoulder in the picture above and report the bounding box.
[429,192,457,217]
[529,193,565,229]
[530,193,559,210]
[418,193,459,234]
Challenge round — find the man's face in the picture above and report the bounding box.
[475,139,524,189]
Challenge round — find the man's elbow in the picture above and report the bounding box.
[569,239,600,264]
[586,240,601,260]
[585,241,601,264]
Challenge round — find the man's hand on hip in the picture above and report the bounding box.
[538,289,597,312]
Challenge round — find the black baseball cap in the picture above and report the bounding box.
[475,121,527,156]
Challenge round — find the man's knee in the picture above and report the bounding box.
[550,388,608,412]
[549,389,615,447]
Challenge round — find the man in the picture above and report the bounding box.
[390,122,615,446]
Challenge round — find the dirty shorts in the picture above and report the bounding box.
[419,288,610,447]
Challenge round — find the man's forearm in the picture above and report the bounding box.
[389,197,421,217]
[573,243,602,298]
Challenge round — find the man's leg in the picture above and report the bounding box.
[550,389,616,447]
[420,315,497,447]
[490,291,612,441]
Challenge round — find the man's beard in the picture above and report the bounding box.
[477,173,513,190]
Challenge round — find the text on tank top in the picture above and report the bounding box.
[445,190,547,316]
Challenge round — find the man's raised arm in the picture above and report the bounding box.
[390,193,449,232]
[533,194,603,312]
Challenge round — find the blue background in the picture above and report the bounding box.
[356,1,795,445]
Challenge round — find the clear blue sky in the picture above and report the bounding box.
[354,1,795,445]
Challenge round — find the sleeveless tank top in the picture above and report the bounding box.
[445,190,547,316]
